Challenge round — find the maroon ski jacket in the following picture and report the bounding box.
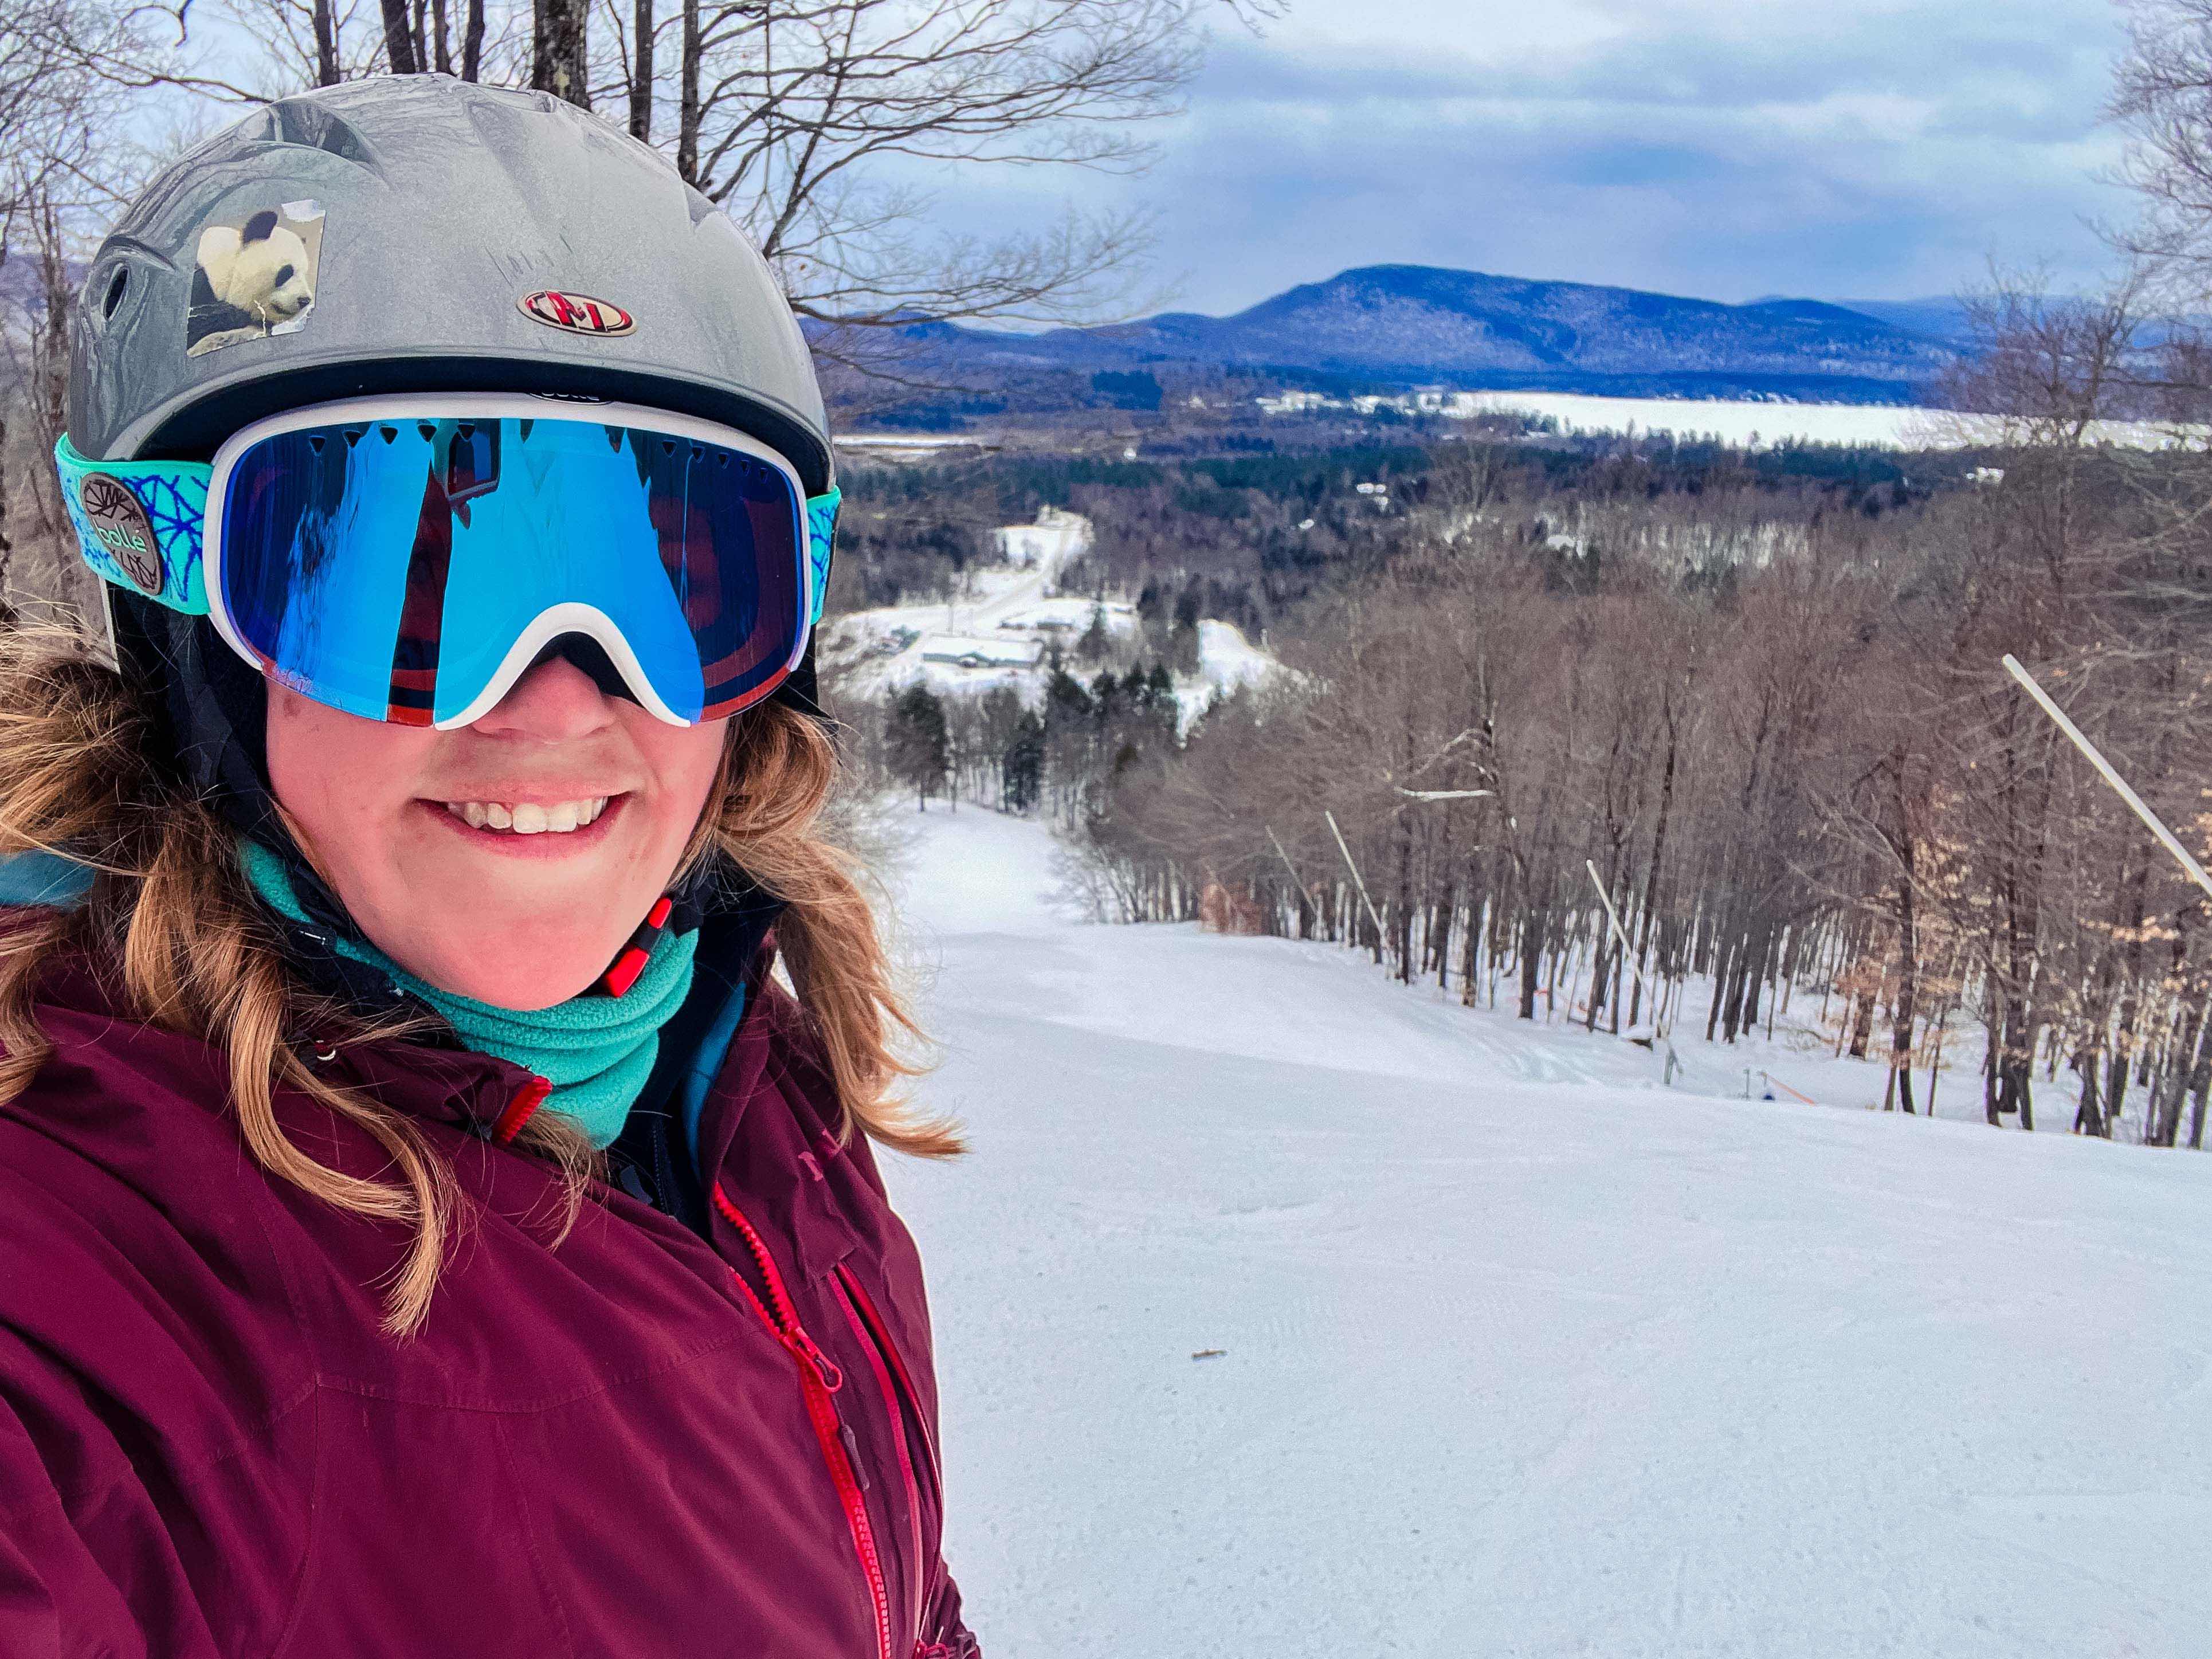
[0,918,976,1658]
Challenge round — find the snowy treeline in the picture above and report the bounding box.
[1044,385,2212,1145]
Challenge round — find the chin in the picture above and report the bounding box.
[464,973,606,1013]
[442,965,605,1012]
[410,926,618,1010]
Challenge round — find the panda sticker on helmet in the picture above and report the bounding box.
[186,200,323,358]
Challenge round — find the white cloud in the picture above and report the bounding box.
[896,0,2140,319]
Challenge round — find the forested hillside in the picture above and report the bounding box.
[831,379,2212,1145]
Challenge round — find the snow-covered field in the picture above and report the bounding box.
[1191,619,1273,703]
[822,508,1280,718]
[1454,391,2184,452]
[884,809,2212,1658]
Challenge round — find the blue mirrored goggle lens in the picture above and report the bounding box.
[217,415,805,725]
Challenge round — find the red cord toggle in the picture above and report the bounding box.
[600,894,676,998]
[603,947,650,998]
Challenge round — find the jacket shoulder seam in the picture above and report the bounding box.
[308,1325,755,1414]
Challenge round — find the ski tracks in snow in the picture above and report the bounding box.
[883,810,2212,1659]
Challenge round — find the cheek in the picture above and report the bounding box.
[636,716,730,846]
[264,688,426,877]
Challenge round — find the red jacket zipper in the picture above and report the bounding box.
[833,1264,944,1502]
[833,1266,927,1628]
[832,1265,951,1627]
[712,1183,894,1659]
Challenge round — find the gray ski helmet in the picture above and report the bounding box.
[68,75,832,493]
[62,74,835,946]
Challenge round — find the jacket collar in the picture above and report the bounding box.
[345,877,789,1145]
[5,849,791,1153]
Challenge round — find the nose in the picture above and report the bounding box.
[468,647,620,743]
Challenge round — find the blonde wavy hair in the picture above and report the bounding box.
[0,624,957,1336]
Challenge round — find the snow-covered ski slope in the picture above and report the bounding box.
[884,809,2212,1659]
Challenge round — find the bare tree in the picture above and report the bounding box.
[1,0,135,618]
[533,0,586,103]
[2113,0,2212,290]
[54,0,1270,340]
[654,1,1206,330]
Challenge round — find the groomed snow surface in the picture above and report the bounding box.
[884,809,2212,1659]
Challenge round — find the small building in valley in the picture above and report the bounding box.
[920,634,1045,672]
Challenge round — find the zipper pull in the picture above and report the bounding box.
[491,1074,552,1144]
[784,1324,844,1393]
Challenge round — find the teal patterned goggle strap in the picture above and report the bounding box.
[53,437,212,615]
[807,485,841,625]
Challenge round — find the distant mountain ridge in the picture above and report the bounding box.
[874,265,1961,406]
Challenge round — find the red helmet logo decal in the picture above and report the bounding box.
[519,291,636,337]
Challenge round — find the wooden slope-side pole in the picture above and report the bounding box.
[1266,826,1311,936]
[2003,654,2212,901]
[1324,810,1389,942]
[1585,858,1645,1024]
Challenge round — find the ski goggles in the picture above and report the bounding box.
[55,394,841,727]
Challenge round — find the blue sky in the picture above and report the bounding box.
[941,0,2139,317]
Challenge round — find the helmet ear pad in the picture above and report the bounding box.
[111,590,282,842]
[774,639,825,727]
[109,588,368,938]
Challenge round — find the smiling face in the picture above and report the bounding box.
[265,654,728,1010]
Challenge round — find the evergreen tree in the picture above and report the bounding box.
[1041,667,1096,819]
[1044,666,1093,726]
[1076,602,1112,664]
[1089,669,1121,723]
[1003,712,1046,813]
[884,683,950,809]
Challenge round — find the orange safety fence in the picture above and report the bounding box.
[1759,1070,1818,1107]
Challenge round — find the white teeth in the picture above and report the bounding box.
[445,797,611,836]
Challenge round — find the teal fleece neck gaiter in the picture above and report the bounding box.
[239,840,698,1147]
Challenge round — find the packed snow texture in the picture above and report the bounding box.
[883,809,2212,1659]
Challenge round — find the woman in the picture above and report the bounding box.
[0,77,978,1659]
